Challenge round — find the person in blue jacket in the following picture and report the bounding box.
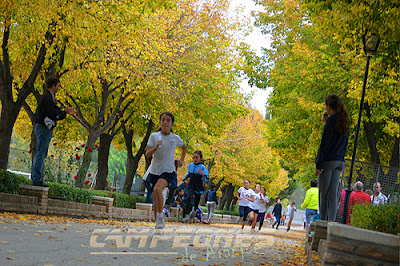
[315,94,350,221]
[182,150,209,223]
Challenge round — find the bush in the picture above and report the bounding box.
[0,170,30,194]
[199,205,239,216]
[48,183,100,204]
[351,201,400,235]
[48,182,140,208]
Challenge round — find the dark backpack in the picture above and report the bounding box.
[207,190,215,202]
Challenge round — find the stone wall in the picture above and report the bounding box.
[0,185,241,224]
[305,220,400,266]
[322,223,399,266]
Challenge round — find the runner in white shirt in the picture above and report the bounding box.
[249,184,262,231]
[257,187,269,231]
[236,180,255,229]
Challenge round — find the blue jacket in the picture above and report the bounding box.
[315,113,349,170]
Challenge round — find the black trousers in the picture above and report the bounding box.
[185,187,201,216]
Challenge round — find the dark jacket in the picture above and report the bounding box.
[205,190,218,205]
[315,113,349,170]
[272,203,282,218]
[35,89,66,129]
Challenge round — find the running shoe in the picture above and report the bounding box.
[155,215,165,229]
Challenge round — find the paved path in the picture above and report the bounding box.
[0,212,307,265]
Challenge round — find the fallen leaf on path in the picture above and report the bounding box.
[6,257,15,260]
[1,241,8,244]
[76,258,86,261]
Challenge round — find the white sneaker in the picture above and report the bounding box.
[189,211,195,219]
[155,215,165,229]
[182,217,190,223]
[236,217,242,224]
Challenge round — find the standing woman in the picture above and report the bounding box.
[146,111,187,229]
[205,184,218,223]
[315,94,350,221]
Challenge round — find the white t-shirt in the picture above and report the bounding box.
[371,192,387,206]
[258,194,268,213]
[237,187,254,207]
[287,205,296,218]
[147,131,184,175]
[249,191,261,211]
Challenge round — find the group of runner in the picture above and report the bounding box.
[236,180,270,231]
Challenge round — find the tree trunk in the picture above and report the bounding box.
[95,133,113,190]
[123,120,153,194]
[0,103,20,169]
[75,133,98,188]
[29,127,37,172]
[382,136,400,195]
[0,22,53,170]
[218,183,234,210]
[363,102,381,164]
[224,184,236,211]
[229,197,238,211]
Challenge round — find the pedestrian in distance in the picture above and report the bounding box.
[205,184,218,223]
[182,150,209,223]
[301,179,319,232]
[236,179,255,229]
[32,77,77,187]
[272,199,282,230]
[286,201,296,232]
[145,111,187,229]
[315,94,350,221]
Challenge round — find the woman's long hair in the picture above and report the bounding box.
[325,94,350,135]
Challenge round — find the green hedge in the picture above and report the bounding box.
[0,169,30,194]
[48,183,142,209]
[199,205,239,216]
[351,201,400,235]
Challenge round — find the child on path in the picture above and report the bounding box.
[257,187,269,231]
[173,197,183,218]
[145,111,187,229]
[236,179,255,229]
[205,184,218,223]
[182,150,209,223]
[195,207,209,224]
[286,201,297,232]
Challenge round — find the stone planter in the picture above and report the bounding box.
[91,196,114,213]
[322,223,399,266]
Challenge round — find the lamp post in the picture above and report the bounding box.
[341,32,380,224]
